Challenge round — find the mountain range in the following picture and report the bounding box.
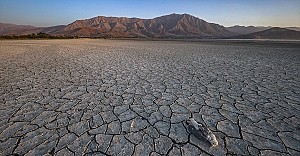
[229,27,300,40]
[1,13,299,39]
[227,25,300,35]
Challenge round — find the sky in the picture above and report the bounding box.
[0,0,299,27]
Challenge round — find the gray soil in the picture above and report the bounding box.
[0,39,299,155]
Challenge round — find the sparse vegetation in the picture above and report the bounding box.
[0,32,77,40]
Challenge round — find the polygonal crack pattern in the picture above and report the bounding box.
[0,40,299,155]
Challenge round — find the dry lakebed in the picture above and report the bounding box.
[0,39,299,155]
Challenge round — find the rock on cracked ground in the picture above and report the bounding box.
[0,39,299,156]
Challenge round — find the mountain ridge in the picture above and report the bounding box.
[0,14,236,38]
[227,25,271,34]
[227,25,300,34]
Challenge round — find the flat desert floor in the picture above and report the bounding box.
[0,39,299,155]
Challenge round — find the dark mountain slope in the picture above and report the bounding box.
[230,27,300,40]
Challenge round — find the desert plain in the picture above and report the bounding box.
[0,39,299,155]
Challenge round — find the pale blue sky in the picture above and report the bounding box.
[0,0,299,27]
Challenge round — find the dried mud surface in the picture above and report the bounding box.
[0,39,299,155]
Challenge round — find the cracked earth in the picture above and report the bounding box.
[0,39,299,156]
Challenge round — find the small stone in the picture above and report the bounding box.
[130,118,149,132]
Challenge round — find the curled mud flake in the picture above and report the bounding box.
[189,118,199,130]
[207,131,218,147]
[187,118,218,147]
